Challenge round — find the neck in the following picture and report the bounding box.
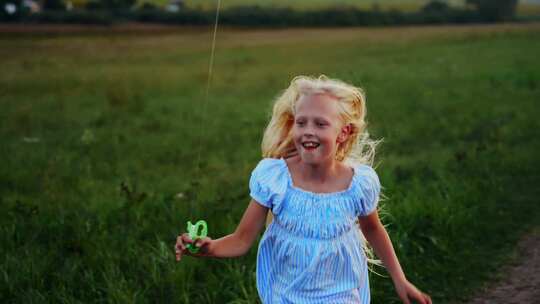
[297,158,339,183]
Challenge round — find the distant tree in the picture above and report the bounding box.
[42,0,66,11]
[86,0,135,11]
[466,0,519,21]
[139,2,157,11]
[422,0,450,13]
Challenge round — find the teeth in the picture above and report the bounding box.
[302,142,320,148]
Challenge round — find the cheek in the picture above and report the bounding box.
[321,132,339,146]
[292,128,301,142]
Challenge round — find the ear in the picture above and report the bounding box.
[337,124,352,144]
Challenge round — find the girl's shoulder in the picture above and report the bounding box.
[250,157,289,191]
[353,163,379,182]
[351,163,381,216]
[352,163,380,193]
[249,158,289,211]
[252,157,287,175]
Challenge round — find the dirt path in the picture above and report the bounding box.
[465,228,540,304]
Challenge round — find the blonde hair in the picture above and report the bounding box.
[262,75,379,166]
[261,75,385,273]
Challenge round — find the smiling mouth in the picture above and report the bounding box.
[302,142,320,150]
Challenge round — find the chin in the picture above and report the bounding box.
[299,150,330,165]
[299,155,318,165]
[297,150,314,162]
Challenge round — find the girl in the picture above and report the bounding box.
[175,75,432,304]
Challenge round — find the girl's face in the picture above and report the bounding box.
[292,93,350,165]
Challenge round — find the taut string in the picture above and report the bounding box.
[191,0,221,218]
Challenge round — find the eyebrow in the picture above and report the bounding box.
[295,116,331,122]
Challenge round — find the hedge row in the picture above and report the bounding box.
[3,6,518,26]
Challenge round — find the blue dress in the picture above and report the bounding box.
[249,158,381,304]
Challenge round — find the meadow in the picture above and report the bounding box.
[1,23,540,303]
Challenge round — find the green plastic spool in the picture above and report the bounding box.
[186,220,208,254]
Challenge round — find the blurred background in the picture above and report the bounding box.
[1,0,540,24]
[1,1,539,303]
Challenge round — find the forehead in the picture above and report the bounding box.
[295,93,341,121]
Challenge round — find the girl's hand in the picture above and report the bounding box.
[175,233,213,261]
[394,279,432,304]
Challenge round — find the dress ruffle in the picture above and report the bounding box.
[249,158,289,214]
[354,164,381,217]
[249,158,381,239]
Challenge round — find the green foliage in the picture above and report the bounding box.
[134,7,212,24]
[131,5,481,27]
[0,26,539,303]
[42,0,67,11]
[422,0,451,13]
[25,9,114,24]
[87,0,137,11]
[4,1,526,26]
[466,0,519,21]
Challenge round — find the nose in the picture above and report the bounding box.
[302,124,316,138]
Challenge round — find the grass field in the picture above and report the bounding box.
[1,23,540,303]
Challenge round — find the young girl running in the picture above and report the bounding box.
[175,75,432,304]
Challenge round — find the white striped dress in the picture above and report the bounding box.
[249,158,381,304]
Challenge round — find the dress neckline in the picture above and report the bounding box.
[279,157,357,197]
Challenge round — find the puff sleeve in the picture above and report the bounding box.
[355,165,381,217]
[249,158,288,214]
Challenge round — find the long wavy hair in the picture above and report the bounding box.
[262,75,379,166]
[261,75,385,272]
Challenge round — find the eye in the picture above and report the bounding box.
[295,120,305,126]
[316,122,327,127]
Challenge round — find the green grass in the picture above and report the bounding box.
[1,24,540,303]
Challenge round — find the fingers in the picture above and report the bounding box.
[395,279,431,304]
[181,233,194,245]
[193,237,212,254]
[409,291,431,304]
[397,289,410,304]
[423,293,432,304]
[414,291,431,304]
[175,233,193,262]
[174,234,213,261]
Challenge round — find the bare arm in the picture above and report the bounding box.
[359,211,432,304]
[209,199,269,258]
[176,199,268,260]
[359,211,406,283]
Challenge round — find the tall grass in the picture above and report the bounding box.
[1,24,539,303]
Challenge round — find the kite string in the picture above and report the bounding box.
[192,0,221,211]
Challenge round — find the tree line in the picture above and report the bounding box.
[0,0,525,25]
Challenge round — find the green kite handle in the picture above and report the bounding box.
[186,220,208,254]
